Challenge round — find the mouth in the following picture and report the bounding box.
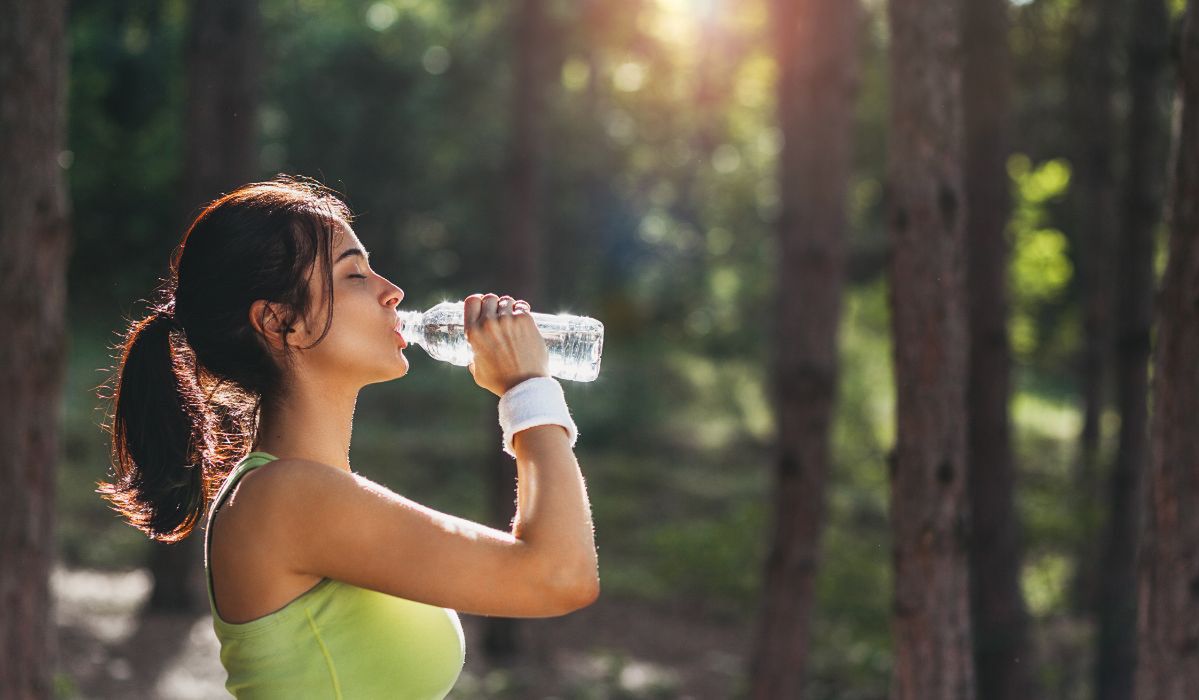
[393,327,408,349]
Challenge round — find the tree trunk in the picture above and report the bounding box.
[1095,0,1170,698]
[886,0,975,697]
[483,0,549,661]
[180,0,261,215]
[149,0,261,614]
[0,0,71,695]
[1135,4,1199,698]
[962,1,1035,699]
[748,0,859,697]
[1066,0,1121,613]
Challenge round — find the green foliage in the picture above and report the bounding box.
[66,0,187,311]
[644,500,768,615]
[1007,154,1076,367]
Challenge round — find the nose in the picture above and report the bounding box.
[382,280,403,309]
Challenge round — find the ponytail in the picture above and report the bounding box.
[97,307,215,543]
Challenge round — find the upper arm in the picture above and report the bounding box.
[245,459,596,618]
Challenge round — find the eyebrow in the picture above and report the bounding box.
[335,247,370,264]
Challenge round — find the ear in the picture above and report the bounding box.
[249,299,297,352]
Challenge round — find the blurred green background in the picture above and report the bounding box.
[53,0,1176,697]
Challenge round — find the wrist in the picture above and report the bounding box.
[498,377,578,458]
[511,424,571,454]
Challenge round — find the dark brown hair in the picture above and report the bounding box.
[96,175,351,542]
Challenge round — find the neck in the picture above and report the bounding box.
[252,376,359,473]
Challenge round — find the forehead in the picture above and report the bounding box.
[332,220,363,252]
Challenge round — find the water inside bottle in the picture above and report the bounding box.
[395,303,603,382]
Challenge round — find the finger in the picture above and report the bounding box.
[463,294,484,327]
[497,295,515,316]
[479,293,499,324]
[513,299,531,313]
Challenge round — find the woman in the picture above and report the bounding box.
[97,176,599,698]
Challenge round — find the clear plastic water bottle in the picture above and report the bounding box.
[395,301,604,382]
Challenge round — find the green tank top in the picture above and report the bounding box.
[203,451,466,699]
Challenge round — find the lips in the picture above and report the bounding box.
[393,327,408,348]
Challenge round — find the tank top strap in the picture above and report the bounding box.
[204,451,280,612]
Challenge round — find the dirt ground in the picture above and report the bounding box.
[52,566,752,699]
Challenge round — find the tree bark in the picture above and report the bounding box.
[1066,0,1122,612]
[1135,4,1199,698]
[748,0,859,697]
[0,0,71,695]
[483,0,549,661]
[1095,0,1170,698]
[962,0,1035,698]
[180,0,261,215]
[149,0,261,614]
[886,0,976,697]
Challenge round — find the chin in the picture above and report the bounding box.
[389,356,411,380]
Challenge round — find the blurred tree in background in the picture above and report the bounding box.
[884,0,975,696]
[749,0,859,697]
[0,1,70,697]
[962,0,1035,697]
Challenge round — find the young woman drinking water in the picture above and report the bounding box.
[97,176,599,698]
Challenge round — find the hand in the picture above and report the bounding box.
[464,293,550,397]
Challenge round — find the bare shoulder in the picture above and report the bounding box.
[230,457,406,546]
[238,457,349,494]
[241,457,402,504]
[223,458,353,528]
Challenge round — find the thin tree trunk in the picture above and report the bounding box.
[149,0,261,614]
[1066,0,1121,612]
[1094,0,1171,698]
[748,0,859,697]
[483,0,549,661]
[0,0,71,695]
[886,0,975,697]
[962,0,1035,698]
[1135,4,1199,697]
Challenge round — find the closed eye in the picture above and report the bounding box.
[349,274,368,279]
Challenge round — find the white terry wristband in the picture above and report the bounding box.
[497,376,578,458]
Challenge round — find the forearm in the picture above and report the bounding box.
[510,425,599,591]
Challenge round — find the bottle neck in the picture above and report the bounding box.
[394,310,424,347]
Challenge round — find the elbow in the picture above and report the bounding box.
[544,568,599,613]
[575,574,601,608]
[556,574,600,613]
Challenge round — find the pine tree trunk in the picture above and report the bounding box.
[1066,0,1121,613]
[748,0,859,697]
[0,0,71,695]
[483,0,549,661]
[180,0,260,215]
[149,0,261,615]
[886,0,975,697]
[1095,0,1170,698]
[962,0,1035,698]
[1135,4,1199,697]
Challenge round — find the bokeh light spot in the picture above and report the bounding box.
[613,62,647,92]
[422,45,451,74]
[365,2,399,32]
[561,57,591,92]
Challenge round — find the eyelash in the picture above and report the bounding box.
[349,274,367,279]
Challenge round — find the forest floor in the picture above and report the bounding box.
[52,565,751,700]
